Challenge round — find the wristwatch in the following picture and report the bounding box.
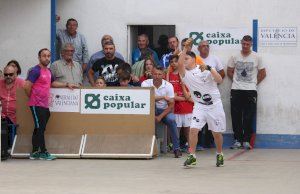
[206,65,212,71]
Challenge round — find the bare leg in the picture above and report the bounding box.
[212,131,223,153]
[188,128,199,154]
[182,127,190,147]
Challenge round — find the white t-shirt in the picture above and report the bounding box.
[182,66,222,107]
[227,51,264,90]
[203,54,224,72]
[141,79,174,109]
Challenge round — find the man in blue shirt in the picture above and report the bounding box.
[132,34,160,66]
[161,36,180,69]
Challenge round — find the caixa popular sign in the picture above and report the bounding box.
[259,27,297,47]
[80,89,151,115]
[188,28,249,49]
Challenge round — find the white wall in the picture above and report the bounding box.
[0,0,51,79]
[2,0,299,135]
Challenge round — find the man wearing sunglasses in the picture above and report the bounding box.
[0,65,25,159]
[0,65,25,125]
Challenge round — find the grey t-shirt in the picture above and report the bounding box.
[227,51,264,90]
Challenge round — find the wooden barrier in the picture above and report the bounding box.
[12,87,156,159]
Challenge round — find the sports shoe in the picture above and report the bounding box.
[243,142,252,150]
[216,154,224,167]
[39,152,56,161]
[183,154,196,167]
[230,141,243,149]
[29,151,40,160]
[167,143,173,152]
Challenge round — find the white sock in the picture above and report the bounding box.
[216,152,223,156]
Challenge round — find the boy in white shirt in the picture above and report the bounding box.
[178,38,226,167]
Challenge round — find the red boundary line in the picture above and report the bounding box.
[227,150,247,161]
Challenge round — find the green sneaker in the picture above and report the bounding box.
[216,154,224,167]
[183,154,196,167]
[167,143,173,152]
[29,151,40,160]
[39,152,56,161]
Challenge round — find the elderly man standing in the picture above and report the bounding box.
[56,17,89,72]
[51,43,83,86]
[0,65,25,125]
[196,40,226,149]
[227,35,266,150]
[198,40,225,78]
[132,34,160,66]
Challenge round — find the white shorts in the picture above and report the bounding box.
[175,113,192,128]
[190,103,226,133]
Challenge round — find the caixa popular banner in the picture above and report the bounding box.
[80,89,151,115]
[188,28,249,50]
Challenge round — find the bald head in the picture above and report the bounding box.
[4,65,16,74]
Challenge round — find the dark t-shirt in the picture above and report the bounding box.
[92,57,125,86]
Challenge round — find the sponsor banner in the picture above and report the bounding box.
[259,27,297,47]
[80,89,150,115]
[49,88,80,112]
[188,28,249,49]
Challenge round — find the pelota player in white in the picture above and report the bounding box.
[178,38,226,167]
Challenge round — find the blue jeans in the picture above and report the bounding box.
[156,108,180,151]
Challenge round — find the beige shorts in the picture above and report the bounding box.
[175,113,192,128]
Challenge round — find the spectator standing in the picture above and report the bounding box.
[56,17,89,72]
[24,48,77,161]
[227,35,266,149]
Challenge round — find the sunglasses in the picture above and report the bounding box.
[4,73,15,77]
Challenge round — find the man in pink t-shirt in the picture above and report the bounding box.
[24,48,77,161]
[0,65,25,124]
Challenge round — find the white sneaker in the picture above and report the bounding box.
[243,142,252,150]
[230,141,242,149]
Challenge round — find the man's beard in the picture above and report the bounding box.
[105,53,113,59]
[41,60,50,67]
[5,78,13,84]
